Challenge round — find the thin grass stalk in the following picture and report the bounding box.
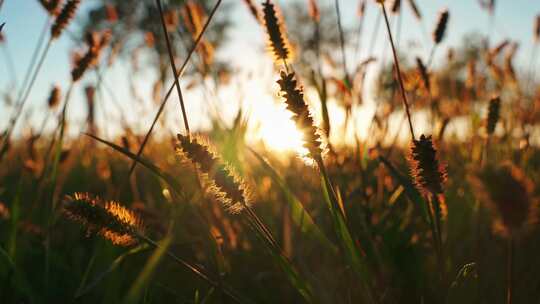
[395,0,403,46]
[44,82,73,292]
[74,250,97,299]
[0,39,53,162]
[1,39,17,87]
[366,10,382,62]
[507,236,513,304]
[427,9,449,68]
[426,45,437,69]
[28,124,59,217]
[246,205,281,251]
[319,166,376,304]
[136,233,247,304]
[431,194,444,281]
[94,64,129,129]
[155,0,190,136]
[310,8,330,138]
[242,214,315,303]
[32,111,52,142]
[379,2,415,140]
[352,0,367,63]
[527,40,539,94]
[334,0,350,88]
[126,0,222,180]
[50,82,74,208]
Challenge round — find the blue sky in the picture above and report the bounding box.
[0,0,539,145]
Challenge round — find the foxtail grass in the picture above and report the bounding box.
[433,8,449,45]
[175,134,316,302]
[379,0,448,287]
[487,96,501,136]
[176,134,250,214]
[38,0,63,16]
[262,0,290,64]
[47,85,61,109]
[62,193,144,246]
[277,71,323,162]
[51,0,80,39]
[276,61,375,304]
[427,8,449,67]
[62,193,249,303]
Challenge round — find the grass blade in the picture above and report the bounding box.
[249,148,337,254]
[378,156,430,224]
[75,244,149,299]
[84,133,184,196]
[124,237,172,304]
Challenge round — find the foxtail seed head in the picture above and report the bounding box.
[308,0,320,22]
[486,96,501,135]
[71,31,109,81]
[51,0,81,39]
[409,135,446,196]
[277,71,323,161]
[62,193,143,246]
[176,134,250,214]
[433,8,449,44]
[391,0,401,14]
[48,85,61,109]
[39,0,63,16]
[262,0,290,61]
[415,57,430,92]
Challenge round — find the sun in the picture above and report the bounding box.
[245,93,308,155]
[256,111,307,154]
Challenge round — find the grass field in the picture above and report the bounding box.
[1,0,540,303]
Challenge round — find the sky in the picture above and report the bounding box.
[0,0,539,151]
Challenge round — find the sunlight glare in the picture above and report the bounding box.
[244,86,308,156]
